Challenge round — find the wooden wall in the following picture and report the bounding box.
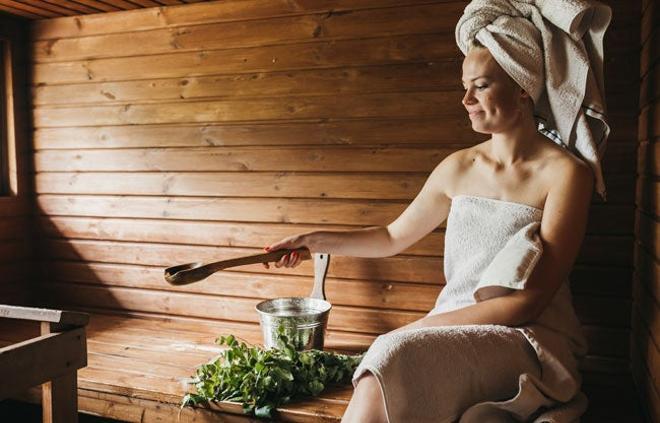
[0,14,34,306]
[632,0,659,421]
[28,0,641,393]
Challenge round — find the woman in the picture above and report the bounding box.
[263,42,590,422]
[263,1,610,420]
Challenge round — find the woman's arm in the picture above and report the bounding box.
[392,294,533,333]
[267,153,459,263]
[307,156,454,258]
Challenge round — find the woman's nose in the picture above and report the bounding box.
[462,89,475,106]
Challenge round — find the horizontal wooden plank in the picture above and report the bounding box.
[33,113,640,149]
[32,118,481,150]
[32,33,458,85]
[40,253,635,307]
[578,235,633,267]
[34,195,415,224]
[0,283,29,307]
[32,3,464,63]
[32,142,636,175]
[34,195,635,237]
[601,141,638,174]
[32,62,462,106]
[42,278,634,330]
[570,265,632,298]
[34,172,426,199]
[0,240,32,263]
[44,282,423,334]
[33,91,464,127]
[0,217,30,240]
[38,224,633,278]
[0,197,31,217]
[578,355,631,378]
[44,260,441,312]
[572,295,632,328]
[582,325,630,358]
[36,216,444,255]
[0,262,31,286]
[33,146,455,172]
[30,0,457,40]
[33,172,637,203]
[40,239,444,283]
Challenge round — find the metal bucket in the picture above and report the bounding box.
[255,253,331,351]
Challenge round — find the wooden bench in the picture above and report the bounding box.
[0,305,88,423]
[0,309,649,422]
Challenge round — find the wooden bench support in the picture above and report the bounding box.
[42,372,78,423]
[0,305,88,423]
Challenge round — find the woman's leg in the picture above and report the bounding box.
[341,371,387,423]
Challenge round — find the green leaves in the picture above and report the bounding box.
[181,332,364,419]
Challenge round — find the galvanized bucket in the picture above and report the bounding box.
[256,253,331,351]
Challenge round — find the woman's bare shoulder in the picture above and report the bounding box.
[537,138,592,183]
[428,144,484,196]
[433,144,481,176]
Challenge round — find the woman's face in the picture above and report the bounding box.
[461,47,530,134]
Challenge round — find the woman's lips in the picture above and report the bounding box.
[468,111,483,118]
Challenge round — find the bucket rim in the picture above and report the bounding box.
[255,296,332,317]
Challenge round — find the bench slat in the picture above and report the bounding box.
[0,305,89,327]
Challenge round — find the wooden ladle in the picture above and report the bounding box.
[164,247,312,285]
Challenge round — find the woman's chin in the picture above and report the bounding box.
[470,123,491,134]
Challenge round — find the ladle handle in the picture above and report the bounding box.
[206,247,311,272]
[310,253,330,300]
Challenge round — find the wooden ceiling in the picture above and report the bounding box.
[0,0,212,20]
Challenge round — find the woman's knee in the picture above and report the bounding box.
[348,373,387,422]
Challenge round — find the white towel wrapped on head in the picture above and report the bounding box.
[455,0,612,199]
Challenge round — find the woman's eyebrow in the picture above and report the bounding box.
[461,75,491,82]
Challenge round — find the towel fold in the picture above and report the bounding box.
[474,221,543,302]
[455,0,612,199]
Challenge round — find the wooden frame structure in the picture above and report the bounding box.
[0,305,88,423]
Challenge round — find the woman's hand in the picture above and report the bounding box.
[262,232,315,269]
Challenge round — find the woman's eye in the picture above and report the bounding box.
[462,85,487,91]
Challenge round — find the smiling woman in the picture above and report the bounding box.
[264,0,614,421]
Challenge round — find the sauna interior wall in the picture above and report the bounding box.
[0,14,33,306]
[632,0,659,420]
[29,0,640,387]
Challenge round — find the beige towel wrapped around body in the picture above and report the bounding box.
[455,0,612,199]
[352,195,589,422]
